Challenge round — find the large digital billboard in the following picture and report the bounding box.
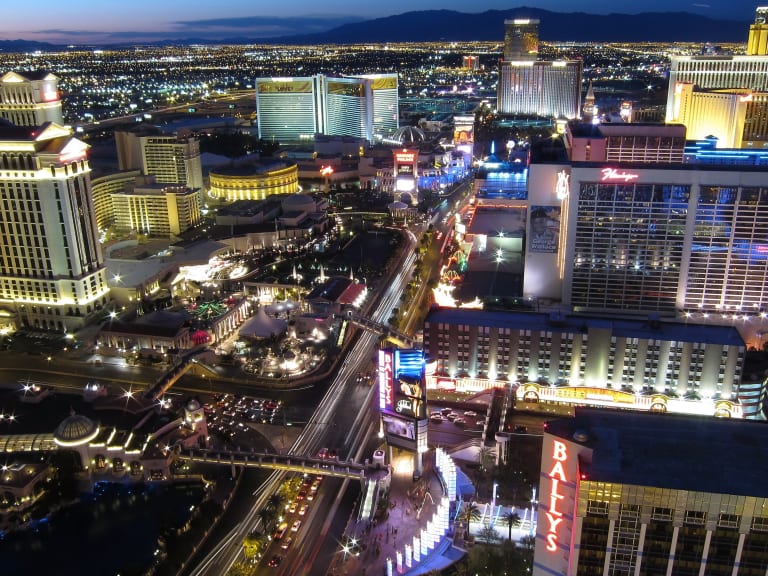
[378,348,428,452]
[529,205,561,254]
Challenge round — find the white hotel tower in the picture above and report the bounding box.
[0,72,109,333]
[0,71,63,128]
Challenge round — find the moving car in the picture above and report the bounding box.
[267,554,283,568]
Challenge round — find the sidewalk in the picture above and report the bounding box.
[328,450,466,576]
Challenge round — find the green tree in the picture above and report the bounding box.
[462,501,481,540]
[267,493,284,511]
[477,445,495,473]
[500,510,522,541]
[478,523,500,544]
[258,506,276,533]
[226,562,252,576]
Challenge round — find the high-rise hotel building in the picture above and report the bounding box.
[424,308,745,417]
[497,19,582,119]
[0,71,63,128]
[255,74,398,144]
[114,128,204,193]
[534,409,768,576]
[666,7,768,149]
[0,121,109,332]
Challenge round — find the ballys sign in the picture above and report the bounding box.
[545,440,570,552]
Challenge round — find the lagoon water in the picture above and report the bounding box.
[0,482,204,576]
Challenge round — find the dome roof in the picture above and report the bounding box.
[391,126,426,144]
[54,413,98,446]
[186,398,201,412]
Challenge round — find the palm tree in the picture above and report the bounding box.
[477,445,495,473]
[267,493,283,512]
[258,506,276,533]
[463,501,482,540]
[500,510,522,541]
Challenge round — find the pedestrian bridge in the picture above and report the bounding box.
[175,447,380,481]
[346,311,415,348]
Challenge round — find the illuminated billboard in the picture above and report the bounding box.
[453,115,475,146]
[378,348,427,452]
[257,80,314,94]
[528,206,561,254]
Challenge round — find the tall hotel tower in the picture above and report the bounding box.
[497,19,582,119]
[0,71,63,127]
[666,7,768,143]
[534,409,768,576]
[256,74,398,144]
[114,127,204,192]
[0,79,108,332]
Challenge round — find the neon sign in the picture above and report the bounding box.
[378,349,394,410]
[545,440,568,552]
[601,168,639,182]
[555,170,570,199]
[395,149,417,163]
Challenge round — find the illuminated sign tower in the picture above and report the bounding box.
[378,348,428,477]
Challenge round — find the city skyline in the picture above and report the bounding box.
[0,1,760,44]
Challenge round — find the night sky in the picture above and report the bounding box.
[0,0,759,44]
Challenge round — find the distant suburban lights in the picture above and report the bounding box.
[601,168,639,182]
[545,440,569,552]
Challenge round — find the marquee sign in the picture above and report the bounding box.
[395,151,417,164]
[378,349,393,410]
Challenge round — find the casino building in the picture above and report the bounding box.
[0,71,62,127]
[665,7,768,149]
[423,308,745,418]
[496,19,582,119]
[208,161,299,201]
[519,122,768,350]
[534,408,768,576]
[256,74,398,144]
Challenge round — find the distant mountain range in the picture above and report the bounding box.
[0,8,750,52]
[273,8,750,44]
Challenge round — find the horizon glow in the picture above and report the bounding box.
[0,0,758,44]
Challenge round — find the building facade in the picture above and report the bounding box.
[115,129,204,192]
[503,18,539,61]
[0,123,109,331]
[208,162,299,201]
[668,83,751,148]
[498,61,583,119]
[423,308,744,416]
[90,170,142,231]
[665,55,768,121]
[110,184,202,237]
[496,18,581,119]
[747,6,768,56]
[533,409,768,576]
[0,71,63,128]
[255,74,398,144]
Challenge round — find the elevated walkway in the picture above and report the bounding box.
[347,311,415,348]
[176,447,370,480]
